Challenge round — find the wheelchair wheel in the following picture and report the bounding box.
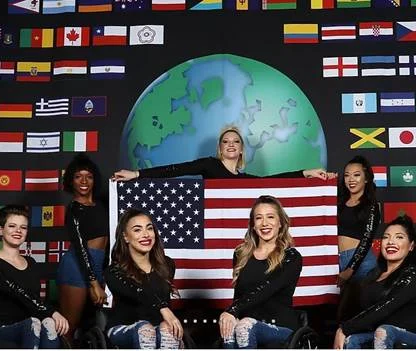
[287,327,319,349]
[81,326,107,349]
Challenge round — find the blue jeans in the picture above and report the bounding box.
[344,325,416,349]
[0,317,60,349]
[223,317,293,349]
[107,320,182,349]
[339,248,377,280]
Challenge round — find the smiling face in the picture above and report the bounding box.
[72,170,94,198]
[123,214,156,256]
[0,215,28,249]
[219,131,243,162]
[253,203,282,244]
[381,224,414,265]
[344,163,367,197]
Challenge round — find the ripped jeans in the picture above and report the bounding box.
[223,317,293,349]
[107,320,182,349]
[0,317,60,349]
[344,324,416,349]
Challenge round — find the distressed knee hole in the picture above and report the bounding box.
[235,317,257,348]
[31,317,41,338]
[374,326,388,349]
[42,318,58,340]
[160,327,181,349]
[137,323,156,349]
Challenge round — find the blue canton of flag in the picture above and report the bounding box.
[117,179,204,249]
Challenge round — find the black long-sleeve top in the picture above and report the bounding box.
[342,264,416,335]
[104,257,175,329]
[226,247,302,331]
[139,157,304,179]
[338,201,380,272]
[65,200,109,283]
[0,256,55,325]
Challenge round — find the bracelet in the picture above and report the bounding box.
[135,170,139,178]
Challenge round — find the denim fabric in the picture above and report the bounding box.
[223,318,293,349]
[0,317,60,349]
[374,324,416,349]
[56,247,105,288]
[344,331,374,349]
[339,248,377,280]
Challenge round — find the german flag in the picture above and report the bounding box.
[0,103,32,118]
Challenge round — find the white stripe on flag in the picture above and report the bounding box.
[25,177,58,183]
[380,99,415,107]
[90,66,125,74]
[294,285,339,296]
[205,186,336,198]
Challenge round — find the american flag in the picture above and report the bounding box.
[109,177,339,308]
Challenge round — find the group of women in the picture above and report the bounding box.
[0,125,415,349]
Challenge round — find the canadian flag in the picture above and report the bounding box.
[56,27,90,47]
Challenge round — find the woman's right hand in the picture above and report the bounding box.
[111,169,138,181]
[52,311,69,336]
[160,307,183,340]
[89,281,108,306]
[219,311,237,339]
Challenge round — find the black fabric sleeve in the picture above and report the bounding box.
[104,265,169,310]
[342,265,416,335]
[66,201,97,283]
[263,170,305,178]
[0,269,54,320]
[139,157,214,178]
[346,202,380,271]
[226,248,302,317]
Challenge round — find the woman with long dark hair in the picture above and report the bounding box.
[218,195,302,348]
[104,208,182,349]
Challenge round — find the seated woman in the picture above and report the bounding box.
[218,195,302,349]
[104,208,183,349]
[0,205,69,349]
[334,214,416,349]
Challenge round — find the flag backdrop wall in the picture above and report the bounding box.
[1,1,416,309]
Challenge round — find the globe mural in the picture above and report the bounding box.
[120,54,327,176]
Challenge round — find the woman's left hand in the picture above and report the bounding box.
[303,168,337,180]
[337,268,354,287]
[52,311,69,336]
[333,327,346,349]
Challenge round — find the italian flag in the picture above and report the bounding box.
[63,131,98,152]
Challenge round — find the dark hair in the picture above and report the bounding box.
[0,205,29,227]
[111,208,175,291]
[63,153,102,198]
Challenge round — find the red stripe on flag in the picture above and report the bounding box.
[53,206,66,226]
[26,170,59,178]
[205,196,337,208]
[293,294,339,306]
[0,170,22,191]
[54,60,87,68]
[31,28,42,48]
[284,38,319,44]
[0,104,32,112]
[86,131,98,151]
[0,132,24,142]
[93,36,127,46]
[322,29,355,37]
[205,178,337,189]
[205,216,337,228]
[152,3,186,9]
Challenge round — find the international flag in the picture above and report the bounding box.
[0,170,22,191]
[152,0,186,10]
[360,56,396,77]
[40,280,46,299]
[110,178,339,308]
[321,24,356,41]
[63,131,98,152]
[398,55,416,76]
[20,28,54,48]
[39,279,58,301]
[380,92,415,113]
[372,166,387,187]
[322,57,358,78]
[53,60,88,76]
[390,166,416,187]
[0,132,24,152]
[350,127,386,149]
[190,0,222,10]
[16,62,51,82]
[31,206,65,227]
[48,241,70,263]
[373,0,409,6]
[25,170,59,191]
[223,0,260,10]
[71,96,107,117]
[35,98,69,117]
[42,0,76,13]
[78,0,112,12]
[384,202,416,223]
[8,0,40,14]
[358,22,393,41]
[341,93,377,114]
[0,103,32,118]
[92,26,127,46]
[283,24,318,44]
[26,132,60,153]
[20,242,46,263]
[396,22,416,42]
[336,0,370,7]
[389,127,416,148]
[90,60,125,79]
[311,0,334,9]
[0,26,17,48]
[56,27,90,47]
[129,26,164,45]
[0,62,15,80]
[113,0,151,10]
[262,0,296,9]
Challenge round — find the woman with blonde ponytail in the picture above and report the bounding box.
[219,195,302,349]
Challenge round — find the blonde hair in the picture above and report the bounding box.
[232,195,293,286]
[216,125,246,170]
